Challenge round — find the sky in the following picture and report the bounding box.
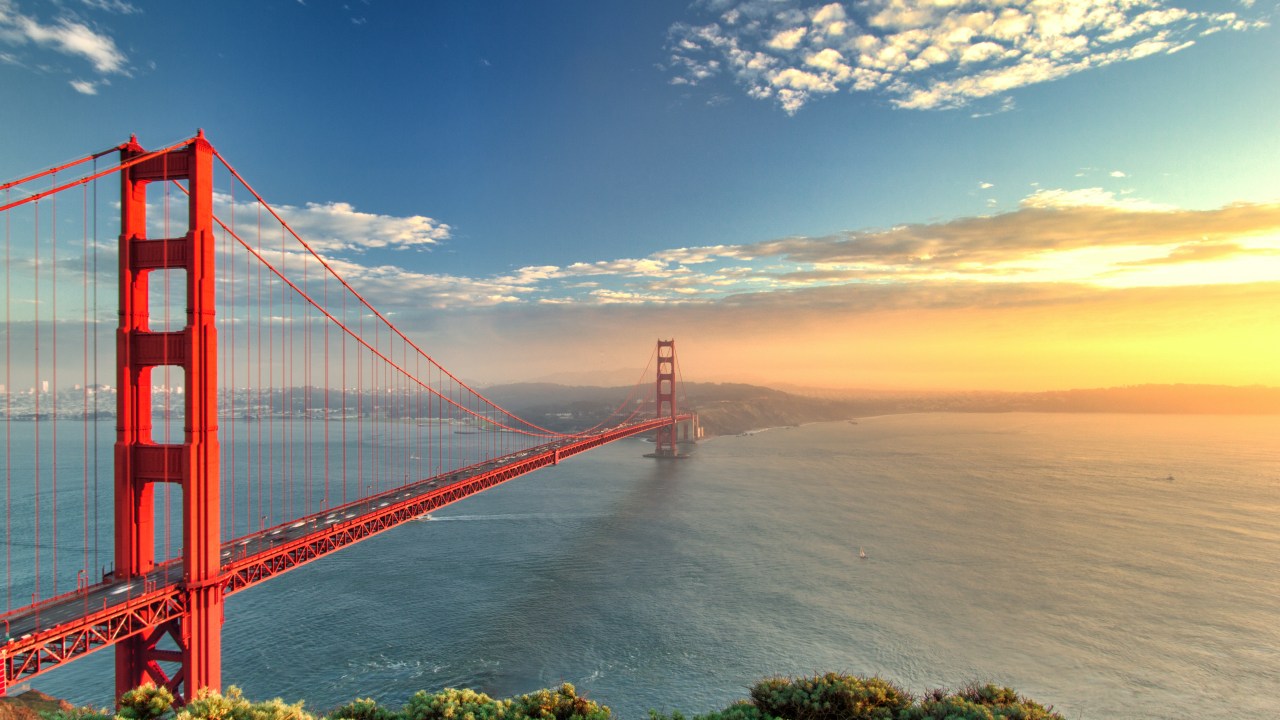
[1,0,1278,391]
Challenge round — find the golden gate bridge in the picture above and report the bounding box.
[0,132,696,702]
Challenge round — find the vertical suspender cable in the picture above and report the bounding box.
[357,309,363,497]
[92,159,100,578]
[227,169,236,539]
[51,184,59,595]
[268,217,275,526]
[343,283,348,502]
[34,198,41,601]
[323,260,330,510]
[304,239,311,515]
[4,186,10,611]
[256,202,263,530]
[83,178,90,582]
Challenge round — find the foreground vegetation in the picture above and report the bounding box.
[31,672,1062,720]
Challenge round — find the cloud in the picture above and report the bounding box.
[726,198,1280,270]
[666,0,1269,113]
[212,193,451,253]
[69,78,97,94]
[392,279,1280,389]
[1116,241,1280,266]
[80,0,140,14]
[0,0,130,81]
[249,186,1280,316]
[1020,187,1173,211]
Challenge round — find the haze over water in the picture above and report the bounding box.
[24,412,1280,720]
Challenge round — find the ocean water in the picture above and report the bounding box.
[16,413,1280,719]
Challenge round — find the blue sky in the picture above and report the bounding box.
[2,0,1279,389]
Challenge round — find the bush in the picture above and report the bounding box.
[176,687,313,720]
[508,684,609,720]
[117,685,175,720]
[747,672,910,720]
[58,675,1060,720]
[326,699,401,720]
[901,683,1062,720]
[40,707,115,720]
[402,688,510,720]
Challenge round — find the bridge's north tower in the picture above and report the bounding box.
[653,340,677,457]
[114,132,222,701]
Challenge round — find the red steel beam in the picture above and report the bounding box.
[2,416,686,690]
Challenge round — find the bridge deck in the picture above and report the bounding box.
[1,416,686,689]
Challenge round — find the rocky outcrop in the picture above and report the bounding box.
[0,690,76,720]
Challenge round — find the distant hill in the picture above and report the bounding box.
[482,381,852,436]
[789,384,1280,416]
[483,381,1280,437]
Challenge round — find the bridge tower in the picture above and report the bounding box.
[653,339,678,457]
[114,131,222,702]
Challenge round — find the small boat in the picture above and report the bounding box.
[858,546,867,559]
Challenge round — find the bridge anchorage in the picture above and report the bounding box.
[0,131,697,704]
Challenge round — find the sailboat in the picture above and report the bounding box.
[858,546,867,559]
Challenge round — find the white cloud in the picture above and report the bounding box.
[564,258,672,277]
[666,0,1269,113]
[0,0,131,84]
[651,245,736,264]
[206,189,1280,314]
[1020,187,1175,211]
[284,201,451,251]
[212,193,451,254]
[1110,170,1127,178]
[2,10,126,74]
[768,26,807,50]
[80,0,140,14]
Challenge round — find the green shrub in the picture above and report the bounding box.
[60,674,1061,720]
[507,684,608,720]
[117,684,175,720]
[176,687,313,720]
[901,684,1063,720]
[747,672,910,720]
[40,707,115,720]
[402,688,510,720]
[326,699,401,720]
[900,695,997,720]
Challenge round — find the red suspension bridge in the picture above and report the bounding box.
[0,132,696,702]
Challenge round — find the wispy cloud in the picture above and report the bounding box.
[665,0,1268,113]
[257,186,1280,314]
[69,78,98,94]
[79,0,140,15]
[1116,240,1280,267]
[212,193,452,254]
[0,0,131,90]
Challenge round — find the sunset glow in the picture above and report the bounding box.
[2,1,1277,391]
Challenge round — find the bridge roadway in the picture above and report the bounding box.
[1,415,685,690]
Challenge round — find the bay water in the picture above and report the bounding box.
[16,413,1280,719]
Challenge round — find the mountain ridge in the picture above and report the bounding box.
[480,382,1280,437]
